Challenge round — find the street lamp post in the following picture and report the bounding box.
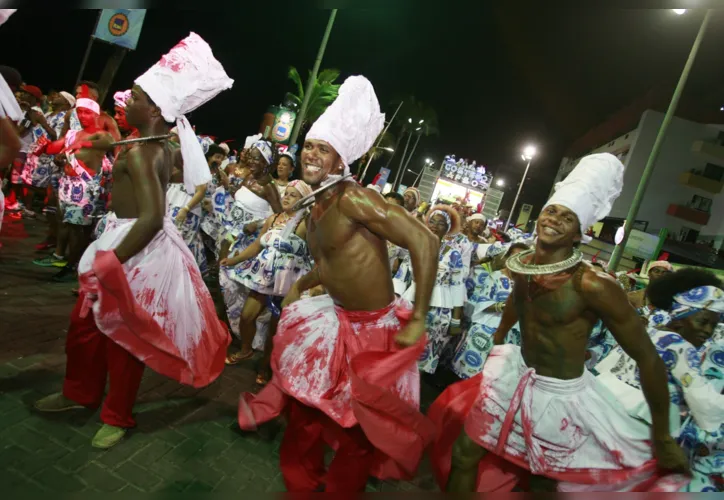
[608,9,713,271]
[413,158,434,187]
[505,145,536,230]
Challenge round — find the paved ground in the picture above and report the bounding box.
[0,214,439,492]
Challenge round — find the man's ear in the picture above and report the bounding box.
[336,159,345,174]
[150,104,162,119]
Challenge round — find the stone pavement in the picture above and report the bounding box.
[0,215,440,493]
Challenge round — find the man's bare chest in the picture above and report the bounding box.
[515,278,589,325]
[307,206,355,258]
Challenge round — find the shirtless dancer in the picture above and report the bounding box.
[238,76,440,491]
[431,153,689,492]
[35,33,232,449]
[60,81,121,142]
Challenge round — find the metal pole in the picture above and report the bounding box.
[359,100,403,183]
[505,158,532,229]
[75,10,102,88]
[289,9,338,145]
[399,133,422,187]
[413,165,425,187]
[75,37,95,88]
[393,131,413,190]
[609,9,713,271]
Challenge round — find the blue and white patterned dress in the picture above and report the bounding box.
[585,320,617,371]
[166,183,208,276]
[607,329,724,492]
[464,242,493,320]
[231,215,311,297]
[20,110,66,189]
[217,186,273,343]
[393,242,465,374]
[451,270,521,378]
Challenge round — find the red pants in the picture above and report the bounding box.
[62,294,145,428]
[280,399,376,492]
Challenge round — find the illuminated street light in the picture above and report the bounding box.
[418,119,424,124]
[496,178,505,187]
[672,9,686,15]
[506,144,537,229]
[609,8,714,271]
[408,118,412,123]
[382,147,394,152]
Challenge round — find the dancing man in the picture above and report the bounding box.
[238,76,440,491]
[34,33,233,449]
[431,153,689,492]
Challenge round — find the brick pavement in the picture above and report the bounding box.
[0,215,439,492]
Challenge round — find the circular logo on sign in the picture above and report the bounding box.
[108,13,129,36]
[470,334,489,352]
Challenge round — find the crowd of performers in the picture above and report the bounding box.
[0,18,722,493]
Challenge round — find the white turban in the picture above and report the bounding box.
[306,76,385,176]
[244,133,262,150]
[59,91,76,108]
[544,153,624,243]
[0,10,20,120]
[135,32,234,195]
[467,213,486,223]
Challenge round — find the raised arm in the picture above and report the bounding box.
[340,186,439,344]
[113,146,166,263]
[582,269,688,473]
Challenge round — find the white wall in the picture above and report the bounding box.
[609,110,722,238]
[552,129,638,192]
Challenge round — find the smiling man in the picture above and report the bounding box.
[431,153,690,492]
[238,76,440,492]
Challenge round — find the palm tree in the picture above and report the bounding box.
[285,66,341,134]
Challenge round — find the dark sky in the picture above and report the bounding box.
[2,6,723,214]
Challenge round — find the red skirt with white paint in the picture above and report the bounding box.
[238,294,436,480]
[77,215,230,388]
[429,344,688,492]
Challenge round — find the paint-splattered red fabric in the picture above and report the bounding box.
[77,216,230,388]
[238,295,435,480]
[428,345,689,492]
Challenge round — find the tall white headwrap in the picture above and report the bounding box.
[544,153,624,243]
[306,76,385,176]
[0,9,16,27]
[135,32,234,194]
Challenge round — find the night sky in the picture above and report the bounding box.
[2,6,723,215]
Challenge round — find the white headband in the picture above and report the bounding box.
[76,98,100,115]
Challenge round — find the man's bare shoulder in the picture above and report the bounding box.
[578,263,627,303]
[338,183,387,217]
[126,141,166,168]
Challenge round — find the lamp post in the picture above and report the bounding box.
[505,145,536,229]
[413,158,434,187]
[608,8,713,271]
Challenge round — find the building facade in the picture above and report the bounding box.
[553,110,724,251]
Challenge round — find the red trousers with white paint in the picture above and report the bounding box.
[62,294,145,428]
[280,399,376,492]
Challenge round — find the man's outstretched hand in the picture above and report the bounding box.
[654,435,690,475]
[395,317,427,347]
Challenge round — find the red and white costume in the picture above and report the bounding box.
[238,76,435,491]
[429,154,688,492]
[238,295,435,489]
[61,33,234,428]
